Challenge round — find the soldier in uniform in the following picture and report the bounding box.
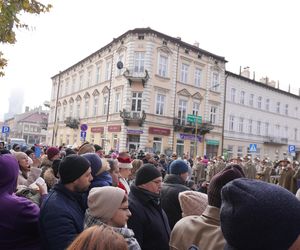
[278,158,296,193]
[242,155,257,179]
[256,158,272,182]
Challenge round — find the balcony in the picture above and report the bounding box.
[173,118,214,135]
[263,136,288,145]
[123,68,150,87]
[120,110,146,127]
[65,117,80,129]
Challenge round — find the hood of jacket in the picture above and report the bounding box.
[0,154,19,195]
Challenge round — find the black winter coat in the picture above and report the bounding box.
[128,185,170,250]
[160,174,190,229]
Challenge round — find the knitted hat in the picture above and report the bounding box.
[207,164,245,208]
[59,155,91,184]
[65,148,76,156]
[135,163,162,186]
[221,178,300,250]
[93,144,102,152]
[117,156,133,169]
[14,152,28,162]
[179,191,208,217]
[169,159,189,175]
[46,147,60,160]
[88,186,125,222]
[78,142,95,155]
[82,153,102,177]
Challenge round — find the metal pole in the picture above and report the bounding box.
[51,71,61,146]
[194,117,198,159]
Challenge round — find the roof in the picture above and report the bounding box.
[52,27,227,79]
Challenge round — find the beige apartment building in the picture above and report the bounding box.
[47,28,226,158]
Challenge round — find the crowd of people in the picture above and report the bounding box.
[1,140,300,250]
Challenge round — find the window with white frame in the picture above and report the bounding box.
[192,102,200,116]
[276,102,280,113]
[180,63,189,83]
[178,99,187,125]
[229,115,235,131]
[72,77,76,93]
[87,70,92,87]
[153,137,162,154]
[230,88,236,102]
[257,96,262,109]
[275,124,280,136]
[210,106,217,124]
[211,72,219,91]
[265,122,269,136]
[79,74,83,90]
[103,94,108,115]
[227,145,233,159]
[248,119,252,134]
[249,94,254,106]
[285,104,289,115]
[237,146,243,157]
[238,117,244,132]
[156,94,165,115]
[158,55,168,77]
[257,121,261,135]
[69,102,73,117]
[115,92,120,113]
[76,100,81,118]
[105,61,111,81]
[294,128,298,141]
[134,52,145,73]
[65,80,69,96]
[194,68,202,87]
[84,98,89,118]
[62,105,66,121]
[93,95,99,116]
[240,91,245,104]
[265,99,270,111]
[96,65,101,84]
[59,83,63,97]
[131,92,142,112]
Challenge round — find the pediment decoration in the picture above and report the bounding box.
[102,86,110,94]
[192,92,203,100]
[69,97,74,103]
[116,45,127,54]
[177,88,191,97]
[57,102,61,107]
[76,95,82,101]
[92,89,100,96]
[63,100,67,105]
[157,46,173,55]
[84,92,90,99]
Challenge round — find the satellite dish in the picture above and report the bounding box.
[117,61,123,69]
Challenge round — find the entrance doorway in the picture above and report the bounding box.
[128,134,140,153]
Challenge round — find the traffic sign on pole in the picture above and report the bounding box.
[249,144,257,152]
[80,124,88,131]
[1,126,10,134]
[288,145,296,153]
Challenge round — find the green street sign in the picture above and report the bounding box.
[187,114,202,124]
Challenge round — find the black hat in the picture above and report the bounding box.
[221,178,300,250]
[207,164,245,208]
[59,155,91,184]
[135,163,162,186]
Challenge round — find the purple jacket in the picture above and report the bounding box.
[0,154,41,250]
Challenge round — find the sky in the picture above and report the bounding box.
[1,0,300,121]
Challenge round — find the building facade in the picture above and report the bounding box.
[224,69,300,161]
[47,28,226,158]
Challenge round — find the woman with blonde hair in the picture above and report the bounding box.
[128,159,143,185]
[67,225,128,250]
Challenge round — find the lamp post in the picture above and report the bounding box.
[51,71,61,146]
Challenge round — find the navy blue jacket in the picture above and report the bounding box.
[39,183,86,250]
[128,185,170,250]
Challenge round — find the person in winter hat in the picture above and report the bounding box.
[170,164,245,250]
[117,152,133,194]
[77,142,95,155]
[84,186,140,250]
[39,154,93,250]
[221,178,300,250]
[178,190,208,217]
[161,159,190,229]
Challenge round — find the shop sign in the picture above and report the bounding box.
[178,133,202,142]
[108,125,121,132]
[91,127,104,133]
[206,139,219,145]
[127,129,143,134]
[149,127,170,136]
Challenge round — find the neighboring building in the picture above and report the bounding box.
[4,106,48,146]
[4,88,24,120]
[224,69,300,161]
[48,28,226,158]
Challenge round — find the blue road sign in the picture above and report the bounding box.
[249,144,257,152]
[1,126,10,134]
[80,124,88,131]
[80,131,87,138]
[288,145,296,153]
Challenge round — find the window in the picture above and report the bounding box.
[265,99,270,111]
[257,96,262,109]
[194,68,202,87]
[134,52,145,73]
[87,70,92,87]
[276,102,280,113]
[284,126,288,138]
[103,95,108,115]
[257,121,261,135]
[105,61,111,81]
[238,117,244,133]
[176,139,184,158]
[131,92,142,112]
[76,101,81,118]
[115,93,120,113]
[69,102,73,117]
[192,102,200,116]
[96,65,101,84]
[178,99,187,125]
[249,94,254,106]
[265,122,269,136]
[229,115,235,131]
[285,104,289,115]
[275,124,280,136]
[156,94,165,115]
[247,119,252,134]
[93,96,99,116]
[72,77,76,93]
[84,98,89,117]
[65,80,69,96]
[180,63,189,83]
[153,137,162,154]
[230,88,236,102]
[158,55,168,77]
[227,145,233,159]
[237,146,243,157]
[240,91,245,104]
[295,128,298,141]
[211,72,219,91]
[210,106,217,124]
[79,74,83,90]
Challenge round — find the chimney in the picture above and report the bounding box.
[241,67,250,78]
[193,41,199,47]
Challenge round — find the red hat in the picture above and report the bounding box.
[117,156,133,169]
[46,147,60,160]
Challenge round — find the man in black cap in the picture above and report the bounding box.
[39,154,93,250]
[128,163,170,250]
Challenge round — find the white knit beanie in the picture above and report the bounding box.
[88,186,125,222]
[179,191,208,217]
